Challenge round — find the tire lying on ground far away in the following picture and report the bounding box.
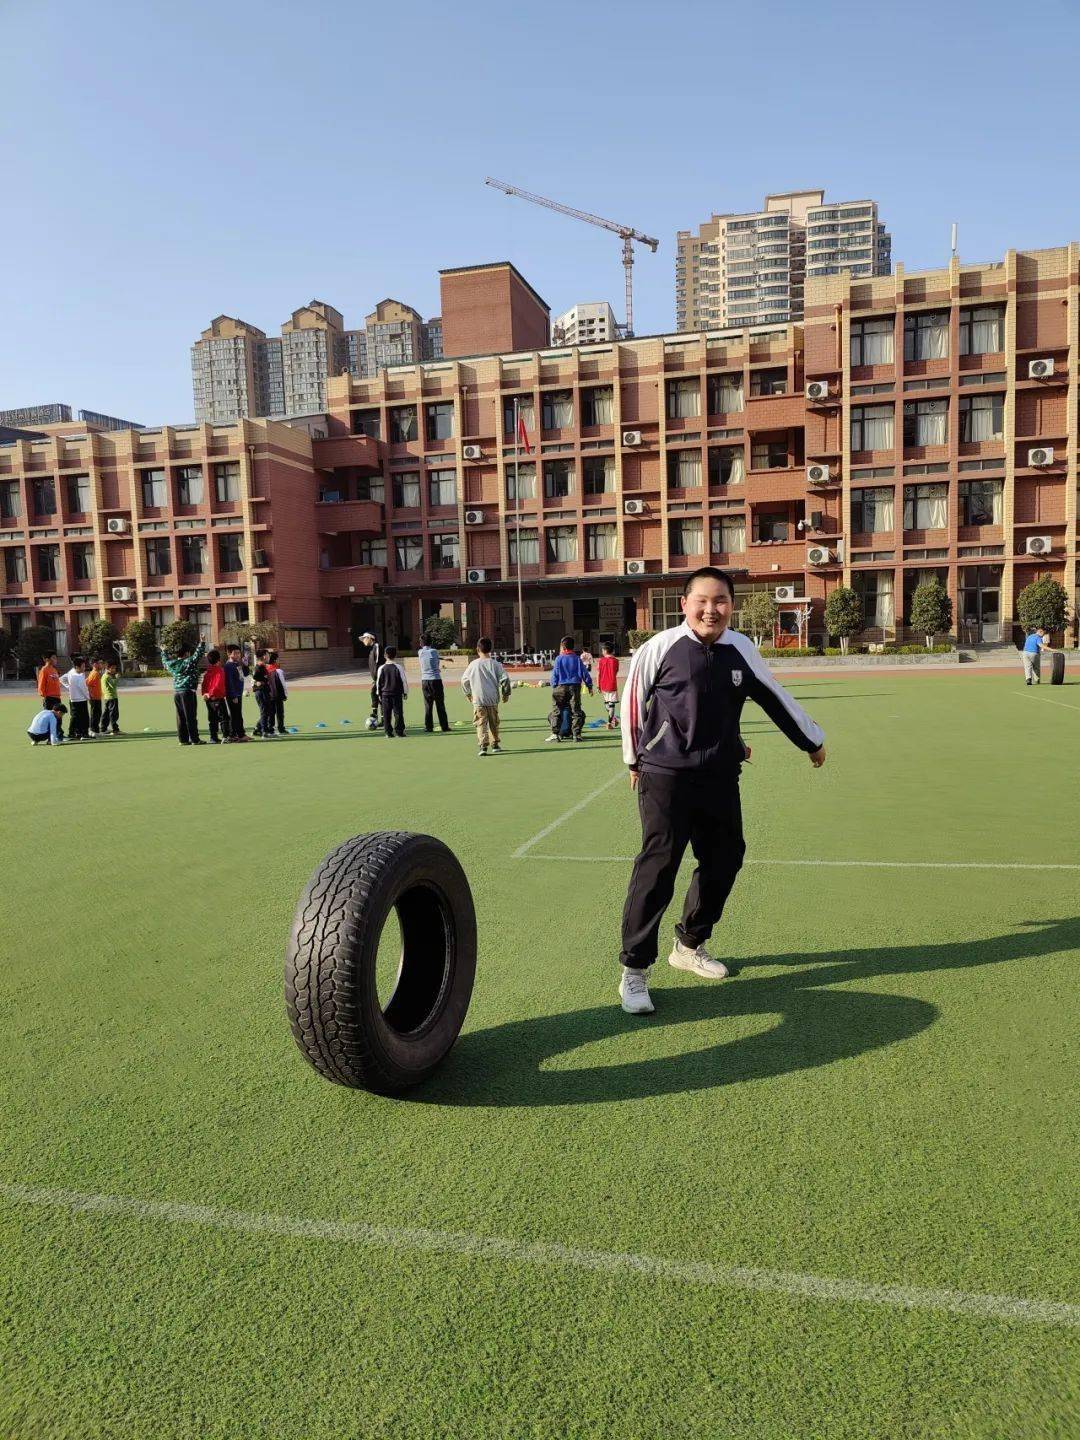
[1050,651,1065,686]
[285,831,477,1095]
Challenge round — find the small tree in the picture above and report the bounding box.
[159,618,200,657]
[825,586,862,656]
[1016,576,1068,638]
[909,578,953,649]
[79,617,119,660]
[16,625,56,678]
[421,614,457,650]
[741,591,778,648]
[627,629,655,650]
[220,619,279,652]
[122,618,157,670]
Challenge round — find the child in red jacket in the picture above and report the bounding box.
[597,642,620,729]
[200,648,231,744]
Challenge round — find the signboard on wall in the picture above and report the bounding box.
[538,605,564,620]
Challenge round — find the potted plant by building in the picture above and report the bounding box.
[909,578,953,650]
[824,586,862,656]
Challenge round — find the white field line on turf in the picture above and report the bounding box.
[510,769,625,858]
[523,856,1080,870]
[2,1182,1076,1328]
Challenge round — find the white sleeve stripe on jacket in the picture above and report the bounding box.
[728,630,824,750]
[620,626,683,767]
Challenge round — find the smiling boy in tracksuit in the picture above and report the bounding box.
[617,566,827,1016]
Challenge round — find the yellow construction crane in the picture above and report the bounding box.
[484,176,659,338]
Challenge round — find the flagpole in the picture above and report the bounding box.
[514,398,525,652]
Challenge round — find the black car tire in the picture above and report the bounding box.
[285,831,476,1094]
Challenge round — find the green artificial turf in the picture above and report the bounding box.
[1,671,1077,1438]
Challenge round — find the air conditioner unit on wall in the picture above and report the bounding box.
[806,546,831,566]
[464,510,485,525]
[624,498,645,515]
[805,380,830,401]
[625,560,646,576]
[1028,358,1055,379]
[111,586,135,602]
[1025,535,1053,556]
[775,585,796,602]
[462,444,483,460]
[622,430,642,447]
[106,517,130,534]
[466,568,486,583]
[806,463,830,485]
[1028,446,1054,467]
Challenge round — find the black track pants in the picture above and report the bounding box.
[422,679,449,731]
[619,766,745,969]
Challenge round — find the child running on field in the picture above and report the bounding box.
[460,637,511,757]
[597,642,620,729]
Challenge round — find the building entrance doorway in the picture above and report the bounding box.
[959,565,1002,644]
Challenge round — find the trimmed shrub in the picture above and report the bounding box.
[1016,576,1068,635]
[79,617,119,660]
[158,619,200,657]
[824,586,862,656]
[628,629,655,649]
[741,592,778,647]
[909,579,953,648]
[420,615,457,650]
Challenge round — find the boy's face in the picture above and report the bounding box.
[681,577,734,643]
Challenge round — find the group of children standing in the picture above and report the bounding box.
[158,639,290,745]
[30,653,121,745]
[544,638,620,744]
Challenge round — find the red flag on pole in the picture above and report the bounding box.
[517,413,532,453]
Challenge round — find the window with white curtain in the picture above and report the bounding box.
[506,463,536,502]
[428,469,457,507]
[509,527,539,565]
[666,379,701,419]
[851,316,895,366]
[392,473,421,508]
[851,486,895,533]
[667,449,702,488]
[543,460,574,498]
[669,519,704,556]
[959,306,1004,356]
[959,479,1003,525]
[586,523,617,559]
[903,483,949,530]
[709,448,745,485]
[503,394,536,437]
[851,404,894,451]
[708,374,744,413]
[581,387,614,425]
[711,515,746,553]
[582,456,615,495]
[541,390,573,429]
[853,570,894,629]
[959,393,1003,442]
[395,535,423,570]
[546,526,578,562]
[903,399,948,447]
[904,311,949,361]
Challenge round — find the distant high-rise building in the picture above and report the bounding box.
[192,297,443,421]
[551,302,617,346]
[0,402,143,431]
[676,190,891,331]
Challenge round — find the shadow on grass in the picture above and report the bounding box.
[413,917,1079,1108]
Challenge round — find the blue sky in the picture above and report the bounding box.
[4,0,1079,424]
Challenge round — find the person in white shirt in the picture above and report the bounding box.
[28,699,66,746]
[60,658,93,741]
[460,638,511,757]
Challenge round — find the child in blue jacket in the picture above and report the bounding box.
[546,635,593,743]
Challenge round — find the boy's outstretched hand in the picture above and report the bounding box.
[810,746,827,768]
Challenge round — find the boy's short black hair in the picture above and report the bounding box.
[44,651,57,662]
[268,650,279,662]
[601,641,614,653]
[384,645,397,659]
[226,642,241,654]
[45,696,63,711]
[256,648,269,659]
[683,566,736,600]
[206,648,221,664]
[560,634,576,650]
[106,658,118,668]
[73,655,86,668]
[178,645,192,658]
[477,636,493,654]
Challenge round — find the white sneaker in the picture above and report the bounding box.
[491,745,502,754]
[478,748,488,757]
[668,939,729,979]
[544,734,560,743]
[619,967,655,1015]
